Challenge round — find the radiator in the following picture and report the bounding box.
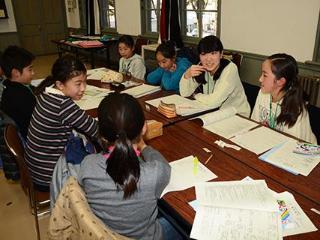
[298,75,320,106]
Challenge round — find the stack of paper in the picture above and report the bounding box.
[161,155,217,197]
[231,126,292,155]
[191,180,282,240]
[122,84,161,98]
[146,94,211,116]
[259,140,320,176]
[196,107,259,139]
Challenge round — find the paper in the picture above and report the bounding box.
[122,84,161,98]
[199,108,258,138]
[74,85,112,110]
[146,94,211,116]
[87,68,108,80]
[190,180,282,240]
[259,140,320,176]
[31,78,44,87]
[274,191,317,236]
[231,126,292,155]
[161,155,217,197]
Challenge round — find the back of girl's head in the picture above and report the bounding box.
[268,53,304,127]
[267,53,298,92]
[35,54,86,94]
[156,41,176,59]
[98,92,145,199]
[1,45,35,79]
[118,35,135,48]
[198,35,223,54]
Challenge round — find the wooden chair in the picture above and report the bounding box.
[4,124,50,240]
[134,36,150,55]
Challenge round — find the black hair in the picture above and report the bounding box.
[1,45,35,79]
[97,92,145,199]
[118,35,135,49]
[197,35,223,54]
[268,53,304,127]
[35,54,86,95]
[155,41,176,59]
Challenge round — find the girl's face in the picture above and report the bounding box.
[156,52,175,71]
[118,43,134,59]
[259,60,278,94]
[199,51,222,72]
[57,73,87,100]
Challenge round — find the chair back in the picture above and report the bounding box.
[134,37,150,55]
[4,124,31,194]
[308,104,320,144]
[242,81,260,113]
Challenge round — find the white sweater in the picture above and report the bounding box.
[179,62,250,117]
[119,53,146,80]
[251,90,317,144]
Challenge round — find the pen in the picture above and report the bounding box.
[205,154,213,165]
[193,156,199,176]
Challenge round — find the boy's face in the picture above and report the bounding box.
[12,64,34,84]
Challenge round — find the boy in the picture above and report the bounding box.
[0,46,36,139]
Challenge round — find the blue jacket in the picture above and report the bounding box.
[147,57,191,92]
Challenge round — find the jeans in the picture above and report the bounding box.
[159,216,184,240]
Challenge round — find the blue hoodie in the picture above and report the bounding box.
[147,57,191,92]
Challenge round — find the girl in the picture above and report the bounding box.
[25,55,98,192]
[251,53,316,143]
[147,41,192,92]
[180,35,251,117]
[79,92,181,240]
[118,35,146,80]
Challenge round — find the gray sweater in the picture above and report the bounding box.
[78,146,171,240]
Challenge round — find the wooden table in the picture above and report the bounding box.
[147,125,320,239]
[52,39,117,68]
[175,120,320,205]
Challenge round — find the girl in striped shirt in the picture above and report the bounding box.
[25,55,98,192]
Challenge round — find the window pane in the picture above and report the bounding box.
[186,1,196,10]
[186,11,198,37]
[147,10,158,32]
[107,10,116,28]
[204,0,218,11]
[202,11,217,37]
[147,0,162,10]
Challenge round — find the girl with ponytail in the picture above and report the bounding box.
[251,53,316,143]
[79,92,181,240]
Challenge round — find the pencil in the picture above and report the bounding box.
[205,154,213,165]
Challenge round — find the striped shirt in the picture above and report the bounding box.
[25,87,98,187]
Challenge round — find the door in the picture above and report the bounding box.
[12,0,67,55]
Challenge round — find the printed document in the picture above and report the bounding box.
[122,84,161,98]
[190,180,282,240]
[196,107,258,139]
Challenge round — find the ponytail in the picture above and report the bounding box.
[106,132,140,199]
[277,79,305,127]
[34,75,55,95]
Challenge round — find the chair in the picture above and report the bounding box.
[134,36,150,55]
[48,176,131,240]
[241,81,260,113]
[307,104,320,144]
[223,51,243,72]
[4,124,50,240]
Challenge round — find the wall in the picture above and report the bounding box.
[220,0,320,63]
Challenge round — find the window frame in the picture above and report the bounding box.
[140,0,221,42]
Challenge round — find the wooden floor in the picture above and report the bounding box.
[0,54,58,240]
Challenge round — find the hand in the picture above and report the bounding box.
[184,64,206,79]
[169,63,177,72]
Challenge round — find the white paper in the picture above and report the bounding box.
[231,126,292,155]
[146,94,211,116]
[122,84,161,98]
[161,155,217,197]
[260,140,320,176]
[31,78,44,87]
[197,107,237,125]
[274,191,317,236]
[87,68,108,80]
[191,180,282,240]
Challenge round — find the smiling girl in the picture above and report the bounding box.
[251,53,316,143]
[180,35,250,117]
[25,55,98,192]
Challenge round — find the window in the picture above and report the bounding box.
[141,0,219,39]
[100,0,116,31]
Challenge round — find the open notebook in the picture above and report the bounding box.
[195,107,258,139]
